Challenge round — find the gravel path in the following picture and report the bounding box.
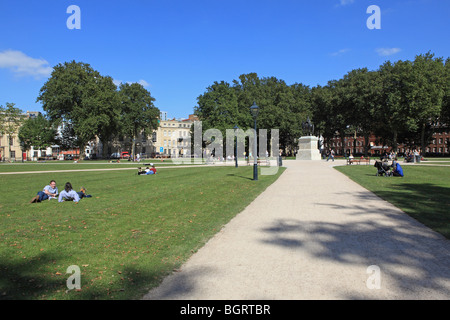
[143,160,450,300]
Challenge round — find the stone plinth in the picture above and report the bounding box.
[296,136,321,160]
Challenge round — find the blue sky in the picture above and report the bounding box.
[0,0,449,119]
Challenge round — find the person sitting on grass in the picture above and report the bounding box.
[138,164,157,175]
[30,179,58,203]
[392,161,404,177]
[146,164,157,175]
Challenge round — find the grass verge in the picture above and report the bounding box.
[0,165,285,300]
[334,164,450,239]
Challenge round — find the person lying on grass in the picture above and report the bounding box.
[137,164,157,175]
[58,182,92,203]
[30,179,58,203]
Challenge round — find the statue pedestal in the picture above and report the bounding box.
[296,136,321,160]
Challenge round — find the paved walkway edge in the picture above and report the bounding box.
[143,160,450,300]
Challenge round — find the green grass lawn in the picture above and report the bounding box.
[0,160,185,173]
[0,165,285,300]
[335,164,450,239]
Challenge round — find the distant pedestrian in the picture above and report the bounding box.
[327,149,335,162]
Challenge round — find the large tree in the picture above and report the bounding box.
[377,59,417,151]
[442,58,450,125]
[195,73,311,156]
[340,68,383,156]
[409,52,446,152]
[18,113,57,156]
[56,121,81,152]
[37,61,120,158]
[195,80,240,134]
[118,82,159,160]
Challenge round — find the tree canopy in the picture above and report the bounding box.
[36,61,121,156]
[194,52,448,156]
[118,82,160,159]
[18,113,56,152]
[195,73,312,155]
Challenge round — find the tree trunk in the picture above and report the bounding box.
[420,122,426,156]
[364,133,370,157]
[339,131,346,156]
[132,128,137,161]
[101,139,109,159]
[392,130,398,153]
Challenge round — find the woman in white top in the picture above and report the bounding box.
[58,182,80,203]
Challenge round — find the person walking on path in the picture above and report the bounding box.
[327,149,335,162]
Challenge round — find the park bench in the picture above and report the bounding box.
[359,157,370,165]
[347,157,371,165]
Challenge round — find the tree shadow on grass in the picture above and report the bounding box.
[226,173,253,181]
[365,183,450,238]
[0,250,178,300]
[0,252,64,300]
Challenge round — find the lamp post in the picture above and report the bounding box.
[234,125,239,168]
[250,102,259,181]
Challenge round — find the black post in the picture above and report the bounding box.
[253,117,258,181]
[234,125,239,168]
[250,102,259,181]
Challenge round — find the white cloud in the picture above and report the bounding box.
[338,0,355,6]
[137,79,150,88]
[330,48,350,56]
[114,79,151,88]
[113,79,123,87]
[0,49,52,78]
[376,48,401,56]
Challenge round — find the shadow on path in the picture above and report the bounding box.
[259,198,450,298]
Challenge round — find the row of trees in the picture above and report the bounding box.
[312,52,449,155]
[4,52,449,160]
[5,61,160,159]
[195,52,450,156]
[195,73,312,153]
